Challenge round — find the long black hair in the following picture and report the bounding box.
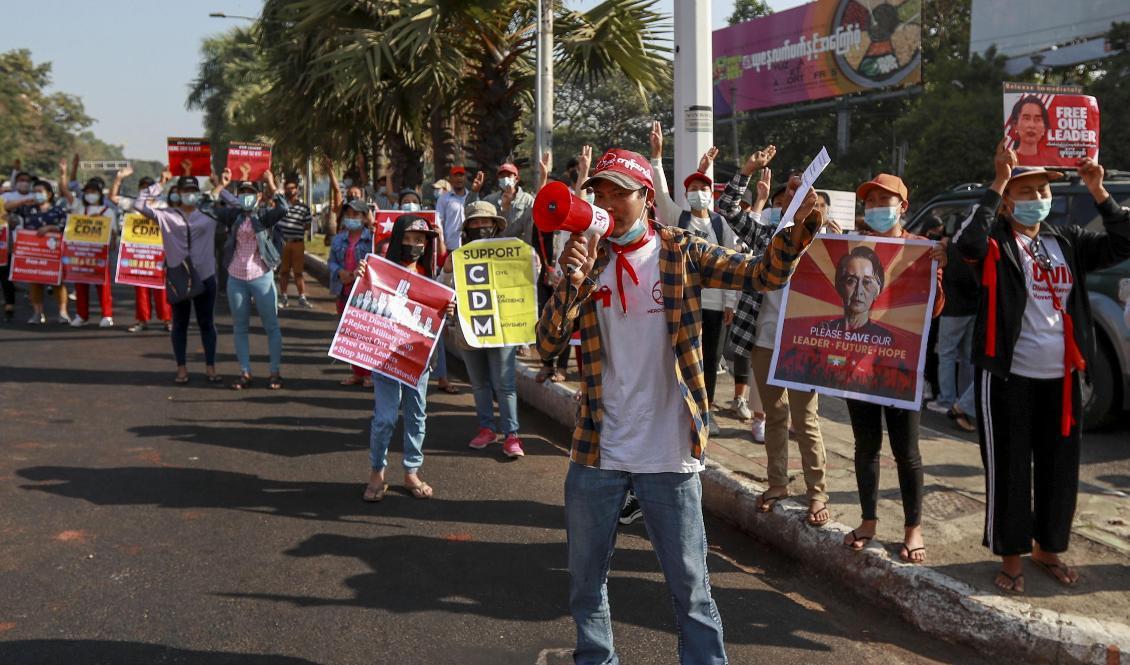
[384,214,436,278]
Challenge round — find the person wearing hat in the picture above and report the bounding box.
[275,175,315,309]
[213,168,289,391]
[441,200,533,459]
[360,214,444,502]
[953,140,1130,594]
[435,165,484,254]
[839,173,946,566]
[329,199,376,388]
[481,162,535,244]
[430,178,451,202]
[108,166,172,332]
[539,146,823,664]
[61,166,120,328]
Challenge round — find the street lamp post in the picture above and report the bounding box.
[673,0,714,205]
[534,0,553,179]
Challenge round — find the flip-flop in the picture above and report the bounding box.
[362,483,390,503]
[756,493,786,513]
[994,570,1024,594]
[268,375,284,390]
[899,545,927,564]
[807,503,831,527]
[1032,559,1079,586]
[408,482,433,499]
[844,530,873,551]
[206,374,224,384]
[174,374,189,384]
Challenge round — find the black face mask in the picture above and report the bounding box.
[401,244,425,262]
[464,226,495,242]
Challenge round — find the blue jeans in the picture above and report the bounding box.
[956,380,976,417]
[434,336,448,380]
[564,463,726,665]
[935,315,975,408]
[370,370,429,472]
[462,345,519,434]
[227,272,282,375]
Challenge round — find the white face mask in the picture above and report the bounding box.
[400,201,421,212]
[498,176,516,190]
[84,192,100,205]
[686,190,711,211]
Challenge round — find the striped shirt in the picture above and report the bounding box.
[536,219,820,468]
[275,199,312,241]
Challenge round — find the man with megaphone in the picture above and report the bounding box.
[534,147,823,665]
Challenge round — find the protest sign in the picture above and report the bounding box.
[451,238,538,348]
[780,147,831,229]
[226,142,272,181]
[10,229,63,285]
[819,189,856,231]
[167,137,212,177]
[372,210,439,272]
[116,213,166,289]
[62,214,113,284]
[0,225,8,267]
[1003,82,1099,168]
[768,235,937,410]
[328,254,455,388]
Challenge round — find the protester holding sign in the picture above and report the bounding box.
[13,171,70,324]
[838,174,945,565]
[64,172,120,328]
[0,205,12,322]
[328,199,375,388]
[276,176,314,309]
[109,167,171,332]
[954,140,1130,594]
[536,147,823,664]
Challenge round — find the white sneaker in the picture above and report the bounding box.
[730,397,752,421]
[99,316,114,328]
[28,313,46,325]
[56,313,71,325]
[925,400,950,414]
[751,417,766,443]
[70,316,87,328]
[279,294,289,308]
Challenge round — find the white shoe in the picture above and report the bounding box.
[28,313,46,325]
[730,397,752,421]
[925,400,950,414]
[70,316,87,328]
[56,314,71,325]
[751,417,766,443]
[99,316,114,328]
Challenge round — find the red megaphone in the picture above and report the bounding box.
[533,181,614,240]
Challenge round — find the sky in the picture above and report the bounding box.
[5,0,807,162]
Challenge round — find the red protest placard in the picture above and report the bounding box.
[328,254,455,388]
[372,210,437,253]
[167,137,212,177]
[9,229,63,285]
[1003,83,1100,168]
[0,225,9,267]
[226,142,272,181]
[115,214,166,289]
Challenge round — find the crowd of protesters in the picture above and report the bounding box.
[3,127,1128,665]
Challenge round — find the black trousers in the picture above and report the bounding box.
[0,264,14,309]
[975,369,1080,556]
[702,309,725,405]
[845,399,923,527]
[730,351,750,385]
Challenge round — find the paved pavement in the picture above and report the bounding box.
[0,278,996,664]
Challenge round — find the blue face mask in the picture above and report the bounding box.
[765,207,782,225]
[1011,198,1051,227]
[609,214,646,246]
[168,192,181,205]
[864,206,900,233]
[33,191,48,204]
[181,192,201,207]
[342,217,363,231]
[239,193,258,210]
[400,202,421,212]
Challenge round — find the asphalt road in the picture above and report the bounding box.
[0,280,1019,664]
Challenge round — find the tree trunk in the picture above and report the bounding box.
[467,53,524,195]
[386,132,424,192]
[429,104,457,184]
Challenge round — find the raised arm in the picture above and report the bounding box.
[109,165,132,206]
[1070,157,1130,272]
[953,138,1014,262]
[325,156,342,212]
[58,159,75,207]
[573,146,591,197]
[648,120,683,225]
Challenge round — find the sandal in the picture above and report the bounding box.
[994,570,1025,595]
[174,374,190,384]
[844,530,873,551]
[899,545,927,564]
[756,492,787,513]
[407,481,433,499]
[231,374,252,391]
[807,501,830,527]
[535,367,554,384]
[436,381,459,394]
[1032,558,1079,586]
[362,483,389,503]
[551,370,567,383]
[206,373,224,384]
[268,375,284,390]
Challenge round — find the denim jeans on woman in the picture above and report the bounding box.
[171,275,217,367]
[935,314,976,408]
[565,463,727,665]
[370,370,430,473]
[227,272,282,375]
[462,345,519,434]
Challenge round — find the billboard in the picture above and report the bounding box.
[970,0,1129,59]
[713,0,922,114]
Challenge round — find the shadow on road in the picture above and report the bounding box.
[0,640,325,665]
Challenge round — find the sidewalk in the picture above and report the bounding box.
[307,253,1130,664]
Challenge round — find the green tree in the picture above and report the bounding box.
[0,49,92,176]
[1085,22,1130,170]
[726,0,771,25]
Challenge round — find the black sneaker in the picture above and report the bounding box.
[619,492,642,525]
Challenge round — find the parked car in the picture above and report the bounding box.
[905,172,1130,430]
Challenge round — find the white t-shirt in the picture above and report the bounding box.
[594,233,702,474]
[755,289,784,349]
[1011,234,1074,379]
[682,214,739,312]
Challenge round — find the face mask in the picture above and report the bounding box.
[686,190,711,211]
[401,244,425,262]
[1011,198,1051,227]
[16,182,30,194]
[168,192,181,205]
[181,192,201,207]
[342,217,363,231]
[765,207,782,225]
[84,192,100,205]
[863,206,900,233]
[239,193,258,210]
[583,192,595,205]
[400,202,421,212]
[499,176,516,189]
[465,225,494,241]
[33,191,48,204]
[609,214,646,246]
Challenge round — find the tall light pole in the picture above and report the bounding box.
[672,0,713,205]
[534,0,553,180]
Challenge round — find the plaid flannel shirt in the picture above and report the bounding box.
[715,172,776,358]
[536,219,819,467]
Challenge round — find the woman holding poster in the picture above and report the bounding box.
[359,215,445,502]
[328,199,374,388]
[63,174,120,328]
[840,174,945,565]
[14,176,70,324]
[954,141,1130,594]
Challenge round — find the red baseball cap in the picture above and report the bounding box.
[856,174,909,203]
[497,162,519,177]
[583,149,654,191]
[683,172,712,191]
[450,166,467,176]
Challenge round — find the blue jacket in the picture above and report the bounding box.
[212,190,289,272]
[328,228,373,296]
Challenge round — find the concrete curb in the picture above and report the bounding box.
[304,251,1128,664]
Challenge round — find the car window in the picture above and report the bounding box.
[1069,188,1130,232]
[910,200,978,237]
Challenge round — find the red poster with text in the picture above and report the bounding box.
[9,229,63,285]
[167,137,212,177]
[62,243,110,284]
[1003,83,1099,168]
[373,209,438,273]
[328,254,454,388]
[0,225,8,267]
[226,142,272,181]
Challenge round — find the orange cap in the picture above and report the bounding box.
[856,174,908,203]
